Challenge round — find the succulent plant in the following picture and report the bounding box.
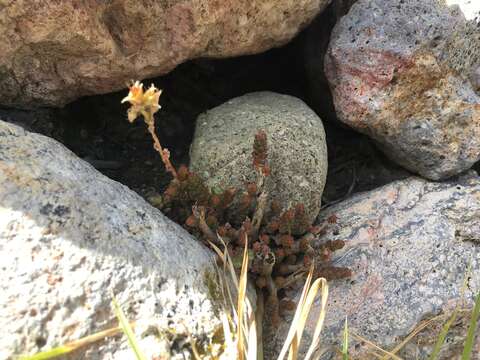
[122,82,351,325]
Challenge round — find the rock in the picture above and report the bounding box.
[321,126,411,202]
[0,120,226,359]
[267,172,480,359]
[446,0,480,21]
[304,0,359,122]
[324,0,480,180]
[189,92,328,225]
[0,0,330,108]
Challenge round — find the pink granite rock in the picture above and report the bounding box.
[324,0,480,180]
[0,0,329,108]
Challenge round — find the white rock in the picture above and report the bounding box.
[0,120,225,359]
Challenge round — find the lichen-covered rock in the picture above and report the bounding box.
[189,92,328,225]
[0,0,330,108]
[324,0,480,180]
[0,120,225,359]
[267,172,480,359]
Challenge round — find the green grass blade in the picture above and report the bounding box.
[462,292,480,360]
[342,317,349,360]
[429,262,473,360]
[112,296,147,360]
[19,346,74,360]
[20,324,125,360]
[428,308,458,360]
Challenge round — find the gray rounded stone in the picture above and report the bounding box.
[0,120,225,359]
[189,92,328,224]
[324,0,480,180]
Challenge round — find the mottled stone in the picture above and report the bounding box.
[324,0,480,180]
[0,120,225,359]
[0,0,330,108]
[268,172,480,359]
[447,0,480,21]
[189,92,328,224]
[304,0,359,122]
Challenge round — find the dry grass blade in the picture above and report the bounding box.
[221,312,236,353]
[212,235,260,360]
[209,237,239,289]
[381,318,436,359]
[383,263,473,360]
[183,324,202,360]
[209,236,241,335]
[350,332,403,360]
[277,266,329,360]
[382,310,472,360]
[304,278,329,360]
[247,309,258,360]
[290,276,326,360]
[342,317,349,360]
[237,236,249,360]
[277,266,313,360]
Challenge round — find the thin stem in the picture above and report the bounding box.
[192,205,220,245]
[251,191,268,239]
[145,113,178,179]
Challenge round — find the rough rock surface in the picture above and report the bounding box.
[0,0,329,108]
[189,92,328,224]
[304,0,358,122]
[325,0,480,180]
[447,0,480,21]
[267,172,480,359]
[0,120,225,359]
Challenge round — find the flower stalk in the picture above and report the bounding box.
[121,81,177,179]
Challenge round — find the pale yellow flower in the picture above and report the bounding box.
[121,81,162,122]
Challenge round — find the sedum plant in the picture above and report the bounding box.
[121,80,351,325]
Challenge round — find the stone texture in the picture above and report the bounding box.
[324,0,480,180]
[304,0,359,123]
[447,0,480,21]
[268,172,480,359]
[0,120,225,359]
[0,0,330,108]
[189,92,328,224]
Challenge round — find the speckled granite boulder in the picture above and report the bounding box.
[189,92,328,224]
[267,172,480,359]
[0,0,330,108]
[0,120,225,359]
[324,0,480,180]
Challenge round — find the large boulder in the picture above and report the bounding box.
[324,0,480,180]
[304,0,359,122]
[0,0,330,108]
[0,120,226,359]
[189,92,328,225]
[267,172,480,359]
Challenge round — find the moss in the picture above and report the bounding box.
[203,269,224,312]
